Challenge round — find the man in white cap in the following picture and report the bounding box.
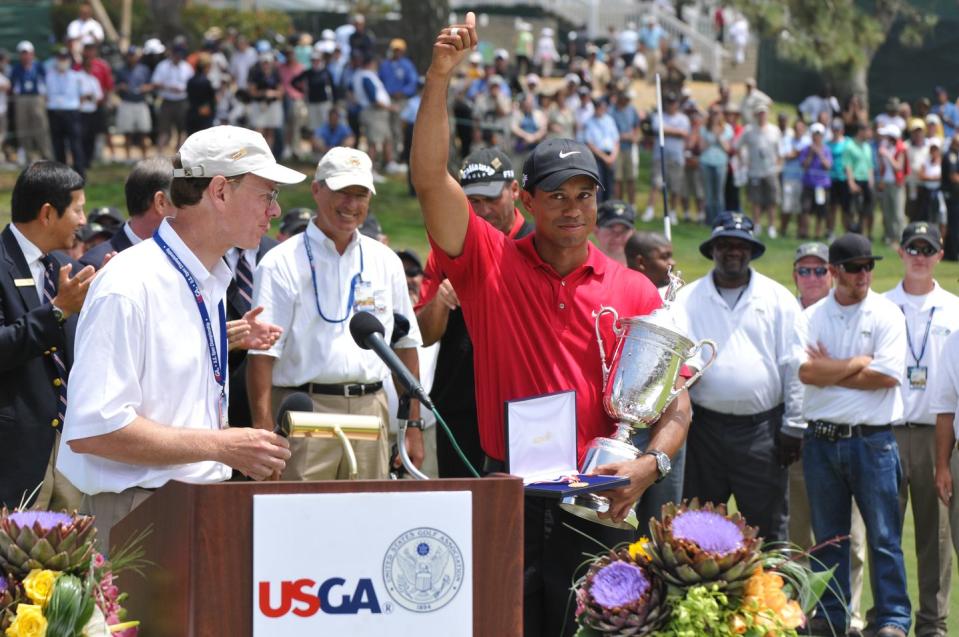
[10,40,51,163]
[248,147,424,481]
[58,126,302,550]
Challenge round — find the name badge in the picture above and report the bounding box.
[814,186,827,205]
[907,365,928,390]
[14,278,35,287]
[353,280,375,313]
[218,390,229,429]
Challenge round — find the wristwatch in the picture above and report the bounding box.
[51,304,67,324]
[402,419,425,430]
[643,449,671,483]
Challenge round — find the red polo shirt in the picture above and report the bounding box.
[430,206,662,462]
[418,208,528,310]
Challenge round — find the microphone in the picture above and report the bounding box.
[273,392,313,437]
[349,312,434,410]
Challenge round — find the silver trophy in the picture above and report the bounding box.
[559,271,717,529]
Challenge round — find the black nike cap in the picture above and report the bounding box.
[521,138,602,193]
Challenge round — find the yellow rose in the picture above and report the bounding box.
[627,537,652,562]
[5,603,47,637]
[22,570,59,608]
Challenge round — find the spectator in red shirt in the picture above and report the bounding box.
[411,14,692,637]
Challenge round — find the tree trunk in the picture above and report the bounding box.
[398,0,449,73]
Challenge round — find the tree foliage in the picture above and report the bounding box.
[729,0,937,95]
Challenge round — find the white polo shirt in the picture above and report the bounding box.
[674,269,805,434]
[930,330,959,436]
[795,289,906,425]
[251,221,420,387]
[58,219,233,494]
[884,281,959,425]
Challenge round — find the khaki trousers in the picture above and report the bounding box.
[273,387,390,481]
[81,488,154,556]
[895,426,951,636]
[34,432,84,513]
[14,94,50,160]
[789,458,867,629]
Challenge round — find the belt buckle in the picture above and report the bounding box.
[343,384,354,398]
[837,425,854,439]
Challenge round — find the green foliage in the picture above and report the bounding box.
[658,584,739,637]
[45,574,94,637]
[729,0,936,75]
[178,6,293,46]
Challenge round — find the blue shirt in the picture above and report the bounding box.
[466,77,511,101]
[610,103,640,150]
[318,122,353,147]
[378,56,418,98]
[10,62,45,95]
[584,113,619,153]
[639,25,665,50]
[116,63,151,103]
[934,101,959,139]
[45,69,82,111]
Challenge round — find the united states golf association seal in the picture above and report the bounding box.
[382,527,465,613]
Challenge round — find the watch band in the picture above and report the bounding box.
[644,449,671,483]
[402,418,425,430]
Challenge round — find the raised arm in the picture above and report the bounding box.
[410,12,478,258]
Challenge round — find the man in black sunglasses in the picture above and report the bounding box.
[883,222,959,636]
[792,242,832,310]
[796,232,911,637]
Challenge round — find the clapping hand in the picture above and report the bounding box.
[227,306,282,351]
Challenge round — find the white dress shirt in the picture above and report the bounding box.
[674,269,805,434]
[8,223,46,299]
[930,330,959,437]
[66,18,104,43]
[885,281,959,424]
[58,219,233,494]
[795,289,906,425]
[151,59,194,101]
[224,246,256,276]
[122,221,144,246]
[251,222,421,387]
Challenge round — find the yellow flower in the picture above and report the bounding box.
[728,613,748,634]
[778,599,805,629]
[628,537,652,562]
[22,570,59,608]
[5,603,47,637]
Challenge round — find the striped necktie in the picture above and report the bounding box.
[233,248,254,315]
[40,255,68,425]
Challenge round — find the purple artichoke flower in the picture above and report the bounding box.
[589,560,651,609]
[8,510,73,532]
[0,573,7,594]
[671,509,744,555]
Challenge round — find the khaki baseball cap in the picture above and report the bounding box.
[314,147,376,194]
[173,125,305,184]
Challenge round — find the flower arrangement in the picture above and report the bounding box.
[0,508,148,637]
[573,499,837,637]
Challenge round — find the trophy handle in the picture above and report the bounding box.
[671,339,718,399]
[593,306,621,387]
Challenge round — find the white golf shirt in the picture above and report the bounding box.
[795,289,906,425]
[251,222,420,387]
[58,219,233,494]
[930,329,959,437]
[674,269,805,434]
[884,281,959,425]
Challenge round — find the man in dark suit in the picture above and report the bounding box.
[0,161,94,509]
[225,235,278,427]
[80,157,175,270]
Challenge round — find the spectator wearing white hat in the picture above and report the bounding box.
[10,41,51,163]
[248,147,424,482]
[876,124,908,245]
[533,26,558,78]
[58,126,305,550]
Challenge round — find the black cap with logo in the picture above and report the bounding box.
[829,233,883,265]
[521,138,602,193]
[280,207,313,236]
[459,147,515,198]
[699,212,766,259]
[901,221,942,251]
[597,200,637,228]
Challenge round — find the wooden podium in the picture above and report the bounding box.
[112,477,523,637]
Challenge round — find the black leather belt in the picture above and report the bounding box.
[692,403,783,425]
[902,422,932,429]
[811,421,892,441]
[292,381,384,397]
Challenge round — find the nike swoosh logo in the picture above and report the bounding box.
[558,151,581,158]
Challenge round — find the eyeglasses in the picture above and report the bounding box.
[839,261,876,274]
[795,266,828,278]
[904,244,938,257]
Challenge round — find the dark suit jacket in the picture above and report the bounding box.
[79,226,134,270]
[227,236,278,427]
[0,225,79,508]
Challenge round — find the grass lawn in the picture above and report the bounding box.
[1,153,957,632]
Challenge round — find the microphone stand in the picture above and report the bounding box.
[395,393,430,480]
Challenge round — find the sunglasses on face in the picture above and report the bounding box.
[839,261,875,274]
[904,244,938,257]
[795,266,828,278]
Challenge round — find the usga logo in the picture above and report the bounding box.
[257,578,382,617]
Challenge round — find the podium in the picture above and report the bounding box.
[112,477,523,637]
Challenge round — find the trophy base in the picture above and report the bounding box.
[558,494,638,530]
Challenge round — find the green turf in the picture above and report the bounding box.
[1,154,957,633]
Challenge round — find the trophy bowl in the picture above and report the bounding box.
[558,303,716,530]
